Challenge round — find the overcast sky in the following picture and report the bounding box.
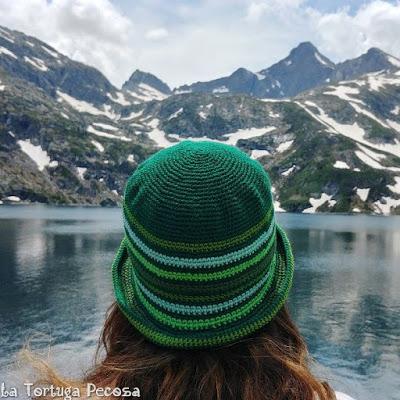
[0,0,399,88]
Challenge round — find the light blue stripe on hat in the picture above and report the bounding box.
[123,214,275,269]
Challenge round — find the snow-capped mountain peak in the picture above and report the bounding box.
[122,70,171,102]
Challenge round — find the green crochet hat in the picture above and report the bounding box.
[112,140,294,349]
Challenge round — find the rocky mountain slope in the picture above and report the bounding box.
[135,70,400,215]
[1,25,399,214]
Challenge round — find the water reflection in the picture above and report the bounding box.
[279,214,400,399]
[0,207,399,400]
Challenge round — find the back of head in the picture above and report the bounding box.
[32,141,335,400]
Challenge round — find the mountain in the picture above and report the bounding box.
[0,25,157,206]
[1,25,400,214]
[257,42,335,97]
[335,47,400,81]
[140,70,400,214]
[175,67,266,96]
[175,42,400,99]
[122,69,171,102]
[0,25,136,108]
[0,65,156,205]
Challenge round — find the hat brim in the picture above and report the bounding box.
[112,223,294,349]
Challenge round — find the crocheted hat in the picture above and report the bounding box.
[112,140,294,349]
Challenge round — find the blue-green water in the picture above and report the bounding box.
[0,206,399,400]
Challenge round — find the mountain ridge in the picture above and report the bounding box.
[174,42,400,98]
[1,24,400,214]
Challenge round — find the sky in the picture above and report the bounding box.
[0,0,399,89]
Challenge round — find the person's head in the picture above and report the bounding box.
[32,141,334,400]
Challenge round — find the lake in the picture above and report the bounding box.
[0,205,399,400]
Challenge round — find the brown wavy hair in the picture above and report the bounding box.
[27,302,335,400]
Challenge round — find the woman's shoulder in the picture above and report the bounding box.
[335,391,356,400]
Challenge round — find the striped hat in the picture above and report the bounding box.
[112,140,294,349]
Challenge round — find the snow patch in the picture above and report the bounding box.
[391,106,400,115]
[174,89,192,94]
[198,111,207,119]
[93,122,118,131]
[333,161,350,169]
[271,186,285,212]
[282,165,296,176]
[146,119,174,148]
[255,72,265,80]
[285,60,292,66]
[355,151,383,169]
[0,28,14,43]
[261,98,291,103]
[0,46,17,59]
[4,196,20,202]
[76,167,87,180]
[121,110,143,120]
[91,140,104,153]
[358,144,386,161]
[87,125,131,142]
[24,56,48,72]
[41,45,59,58]
[355,187,370,202]
[324,85,363,104]
[251,149,270,159]
[127,154,135,163]
[387,55,400,68]
[269,111,280,118]
[314,52,328,66]
[213,86,229,93]
[130,123,144,130]
[164,127,275,148]
[107,92,131,106]
[224,127,275,145]
[298,101,400,158]
[350,102,389,128]
[60,112,69,119]
[387,119,400,132]
[387,177,400,194]
[168,108,183,120]
[57,90,118,119]
[276,140,294,153]
[367,73,400,92]
[128,84,169,102]
[355,144,400,172]
[374,197,400,215]
[303,193,336,213]
[18,140,54,171]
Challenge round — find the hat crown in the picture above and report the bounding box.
[123,141,274,252]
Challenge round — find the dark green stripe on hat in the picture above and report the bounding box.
[112,140,294,348]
